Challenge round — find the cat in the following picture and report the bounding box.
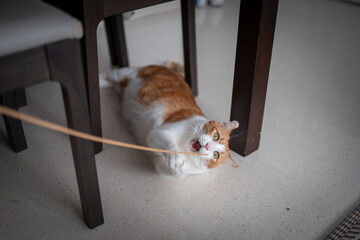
[101,62,239,179]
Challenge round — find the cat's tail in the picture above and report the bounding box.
[99,67,139,83]
[99,67,139,94]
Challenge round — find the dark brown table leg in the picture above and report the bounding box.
[181,0,198,96]
[104,14,129,67]
[46,40,104,229]
[229,0,279,156]
[0,91,28,152]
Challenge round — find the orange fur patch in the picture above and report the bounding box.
[137,65,204,123]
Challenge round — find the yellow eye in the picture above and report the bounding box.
[213,132,219,141]
[213,151,220,160]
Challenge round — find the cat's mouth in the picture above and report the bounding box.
[190,140,202,152]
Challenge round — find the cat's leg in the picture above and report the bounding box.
[147,129,190,179]
[153,154,190,179]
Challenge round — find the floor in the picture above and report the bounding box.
[1,0,360,239]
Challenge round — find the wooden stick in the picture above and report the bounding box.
[0,105,206,156]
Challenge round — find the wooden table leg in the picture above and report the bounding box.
[104,14,129,67]
[229,0,279,156]
[181,0,198,96]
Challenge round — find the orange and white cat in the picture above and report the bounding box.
[101,62,239,179]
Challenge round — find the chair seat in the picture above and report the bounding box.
[0,0,83,57]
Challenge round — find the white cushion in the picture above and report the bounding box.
[0,0,83,57]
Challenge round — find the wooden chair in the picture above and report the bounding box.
[43,0,198,154]
[0,0,103,229]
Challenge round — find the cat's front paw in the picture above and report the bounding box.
[164,154,190,179]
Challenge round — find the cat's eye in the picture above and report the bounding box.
[213,132,220,141]
[213,151,220,160]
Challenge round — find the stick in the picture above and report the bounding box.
[0,105,206,156]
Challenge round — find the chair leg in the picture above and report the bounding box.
[81,20,103,154]
[181,0,198,96]
[39,0,103,154]
[46,40,104,229]
[0,91,27,152]
[15,88,27,107]
[104,14,129,67]
[41,0,103,154]
[229,0,279,156]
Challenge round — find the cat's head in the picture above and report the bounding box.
[189,120,239,170]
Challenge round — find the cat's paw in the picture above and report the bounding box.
[164,154,183,168]
[164,154,190,179]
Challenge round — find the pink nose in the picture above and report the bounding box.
[204,143,209,150]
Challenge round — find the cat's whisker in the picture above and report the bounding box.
[182,123,197,135]
[183,130,194,134]
[185,119,202,136]
[190,113,202,130]
[230,133,242,139]
[187,115,203,138]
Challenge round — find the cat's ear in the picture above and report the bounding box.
[221,156,239,168]
[220,121,239,131]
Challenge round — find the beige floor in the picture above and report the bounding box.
[1,0,360,239]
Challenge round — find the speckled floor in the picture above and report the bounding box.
[1,0,360,239]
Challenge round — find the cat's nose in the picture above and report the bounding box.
[204,143,209,150]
